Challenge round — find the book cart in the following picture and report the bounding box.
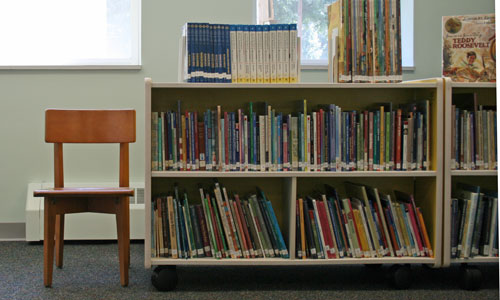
[442,78,498,290]
[144,78,444,290]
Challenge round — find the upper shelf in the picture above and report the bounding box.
[450,170,498,176]
[450,82,496,88]
[150,82,439,89]
[152,171,437,178]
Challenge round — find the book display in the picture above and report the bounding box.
[442,14,496,83]
[327,0,402,83]
[179,23,300,84]
[442,78,498,290]
[145,78,444,290]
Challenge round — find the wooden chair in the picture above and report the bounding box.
[33,109,136,287]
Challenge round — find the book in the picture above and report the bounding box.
[442,14,496,82]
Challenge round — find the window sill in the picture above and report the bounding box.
[0,65,142,70]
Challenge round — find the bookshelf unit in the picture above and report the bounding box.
[442,78,498,289]
[144,78,444,290]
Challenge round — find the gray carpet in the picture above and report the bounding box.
[0,241,498,300]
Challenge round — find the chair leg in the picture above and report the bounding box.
[116,198,129,287]
[55,214,64,268]
[44,198,56,287]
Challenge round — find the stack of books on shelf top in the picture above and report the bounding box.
[451,94,497,170]
[327,0,402,83]
[151,99,431,172]
[451,183,498,259]
[297,183,432,259]
[180,23,299,83]
[152,182,288,259]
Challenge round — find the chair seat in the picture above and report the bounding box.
[34,187,134,198]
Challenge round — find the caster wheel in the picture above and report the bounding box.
[460,266,482,290]
[390,265,412,289]
[152,266,178,291]
[364,263,382,269]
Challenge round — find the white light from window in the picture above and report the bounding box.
[0,0,140,67]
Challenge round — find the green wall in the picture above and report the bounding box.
[0,0,494,222]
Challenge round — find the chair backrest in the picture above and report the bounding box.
[45,109,136,188]
[45,109,135,143]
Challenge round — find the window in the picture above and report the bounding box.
[0,0,141,69]
[257,0,413,69]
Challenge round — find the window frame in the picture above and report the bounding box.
[0,0,142,70]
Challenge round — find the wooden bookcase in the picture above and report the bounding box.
[144,78,444,289]
[442,78,499,270]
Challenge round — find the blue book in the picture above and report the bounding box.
[173,199,182,258]
[265,200,289,258]
[187,23,193,82]
[178,201,188,258]
[327,199,344,256]
[203,23,210,83]
[224,24,231,83]
[400,203,416,256]
[383,201,402,254]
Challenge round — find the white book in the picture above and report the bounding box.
[263,25,271,83]
[256,25,264,83]
[237,25,246,83]
[244,26,251,84]
[270,24,278,83]
[282,24,290,83]
[249,25,257,83]
[276,24,284,83]
[289,24,298,83]
[230,25,238,83]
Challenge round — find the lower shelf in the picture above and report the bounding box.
[150,257,435,266]
[450,257,499,264]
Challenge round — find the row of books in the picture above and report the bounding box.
[297,183,432,259]
[181,23,299,83]
[327,0,402,83]
[151,99,431,172]
[451,106,497,170]
[152,182,289,259]
[451,183,498,259]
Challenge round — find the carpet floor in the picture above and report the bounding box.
[0,241,498,300]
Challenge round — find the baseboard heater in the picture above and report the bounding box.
[26,182,145,241]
